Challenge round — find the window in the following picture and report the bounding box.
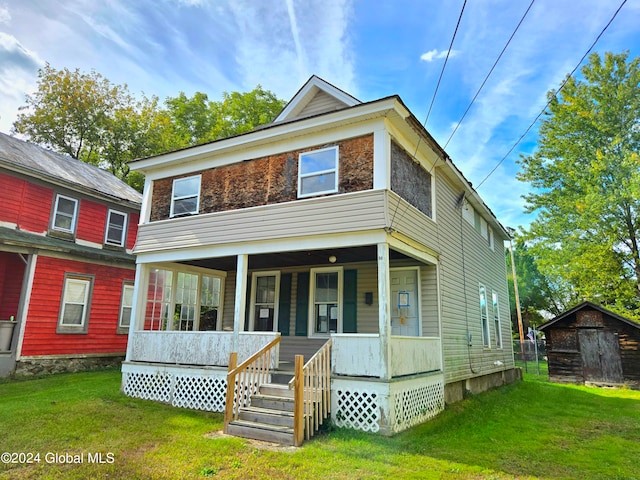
[309,267,343,336]
[492,291,502,348]
[105,210,128,247]
[118,282,134,332]
[170,175,201,217]
[479,284,490,348]
[142,266,224,332]
[52,194,79,233]
[250,272,280,332]
[58,274,93,333]
[298,146,339,197]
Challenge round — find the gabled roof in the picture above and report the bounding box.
[273,75,361,123]
[538,301,640,331]
[0,132,141,208]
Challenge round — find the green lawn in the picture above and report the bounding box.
[0,367,638,479]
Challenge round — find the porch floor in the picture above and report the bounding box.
[276,336,327,377]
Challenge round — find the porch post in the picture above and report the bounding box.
[377,242,391,380]
[233,254,248,351]
[125,263,146,362]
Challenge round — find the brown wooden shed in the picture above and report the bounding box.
[539,302,640,388]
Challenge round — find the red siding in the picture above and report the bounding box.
[77,199,107,244]
[21,257,134,356]
[0,252,25,319]
[127,212,140,250]
[0,173,53,233]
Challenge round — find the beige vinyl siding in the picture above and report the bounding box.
[297,90,348,119]
[135,190,387,254]
[387,191,439,250]
[434,173,514,383]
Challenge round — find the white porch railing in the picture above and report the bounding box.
[127,331,280,367]
[332,334,441,378]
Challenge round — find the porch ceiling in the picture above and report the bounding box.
[183,246,411,271]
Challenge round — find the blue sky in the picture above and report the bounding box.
[1,0,639,230]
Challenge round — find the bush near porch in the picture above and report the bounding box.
[0,369,638,479]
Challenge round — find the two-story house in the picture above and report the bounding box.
[0,132,141,377]
[122,76,519,443]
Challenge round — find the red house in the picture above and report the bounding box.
[0,132,141,376]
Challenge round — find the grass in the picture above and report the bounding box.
[0,367,638,479]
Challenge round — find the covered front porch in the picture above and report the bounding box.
[122,240,445,435]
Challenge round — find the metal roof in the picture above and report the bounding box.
[0,132,142,208]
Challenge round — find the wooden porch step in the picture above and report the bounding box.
[226,420,295,446]
[259,383,294,398]
[250,393,295,412]
[238,405,294,427]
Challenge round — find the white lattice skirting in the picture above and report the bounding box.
[332,373,444,435]
[121,363,228,412]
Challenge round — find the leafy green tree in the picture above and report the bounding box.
[518,51,640,320]
[165,86,285,145]
[13,64,179,189]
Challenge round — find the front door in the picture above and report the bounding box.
[391,268,420,336]
[250,272,280,332]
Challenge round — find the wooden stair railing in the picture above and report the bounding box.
[223,336,281,434]
[289,338,331,446]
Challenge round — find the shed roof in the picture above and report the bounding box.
[0,132,142,208]
[538,301,640,331]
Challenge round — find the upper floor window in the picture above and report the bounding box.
[105,210,128,247]
[171,175,201,217]
[298,146,339,198]
[52,194,79,233]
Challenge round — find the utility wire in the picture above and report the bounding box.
[474,0,628,191]
[443,0,537,149]
[422,0,468,130]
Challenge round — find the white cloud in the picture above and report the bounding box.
[0,4,10,24]
[420,49,458,62]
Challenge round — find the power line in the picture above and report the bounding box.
[422,0,468,130]
[443,0,537,149]
[474,0,629,192]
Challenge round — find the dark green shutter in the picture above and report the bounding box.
[295,272,309,336]
[343,269,357,333]
[278,273,292,336]
[244,275,251,331]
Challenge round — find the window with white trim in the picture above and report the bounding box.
[105,209,128,247]
[170,175,201,217]
[58,274,93,333]
[250,272,280,332]
[52,194,79,233]
[298,146,339,197]
[479,284,490,348]
[492,290,502,348]
[309,267,343,336]
[118,282,134,332]
[142,266,224,332]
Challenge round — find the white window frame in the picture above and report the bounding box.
[170,174,201,217]
[479,284,490,348]
[297,146,339,198]
[58,274,93,333]
[118,282,135,333]
[105,209,128,247]
[308,266,343,337]
[52,194,79,234]
[492,290,503,349]
[249,271,281,332]
[141,264,226,332]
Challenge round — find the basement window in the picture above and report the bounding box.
[298,146,339,198]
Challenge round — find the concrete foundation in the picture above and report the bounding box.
[13,354,124,377]
[444,367,522,404]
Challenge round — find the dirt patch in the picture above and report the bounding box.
[204,430,298,453]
